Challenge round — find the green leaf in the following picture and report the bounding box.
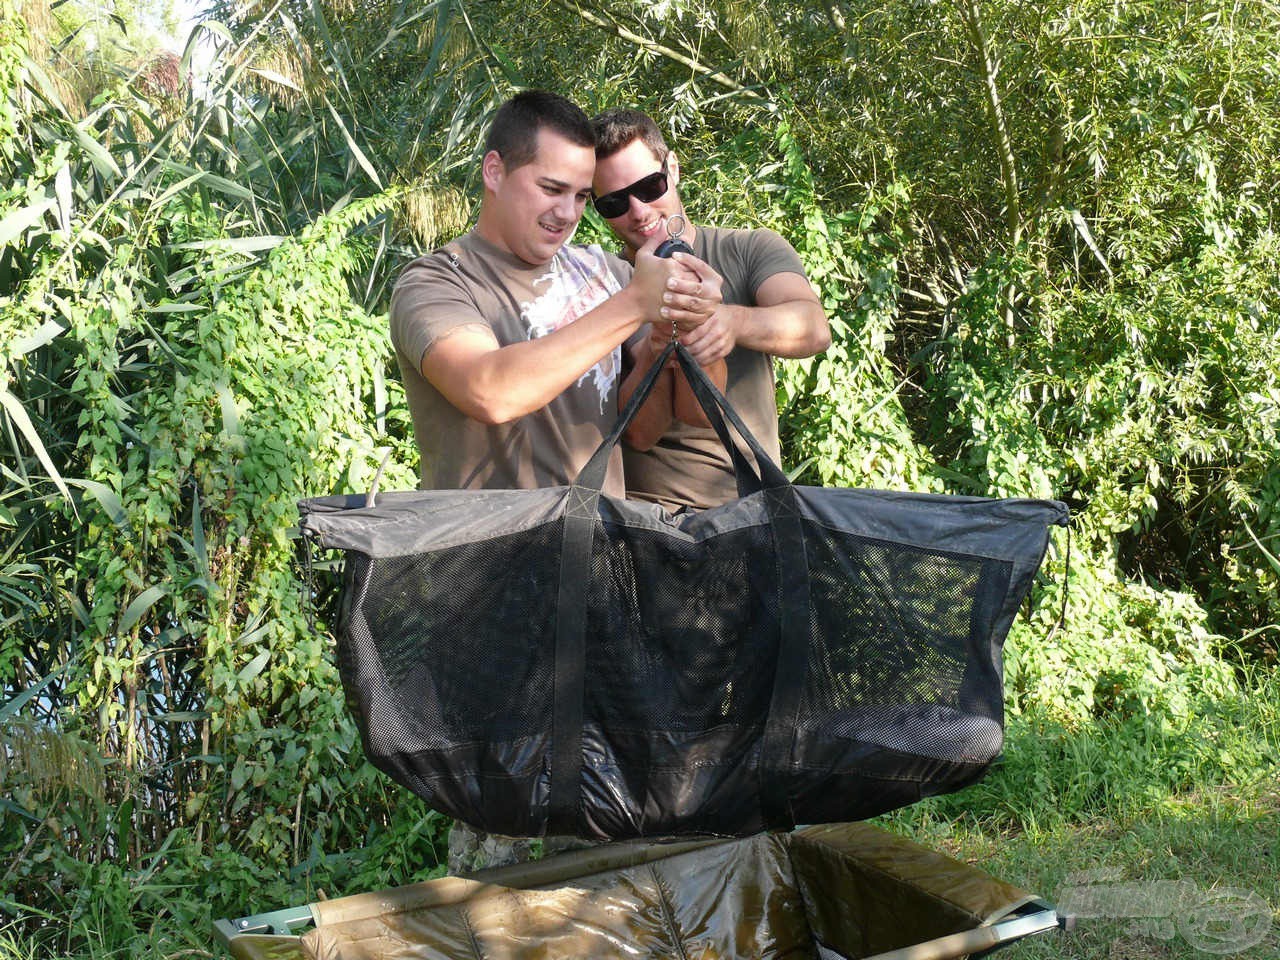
[219,386,240,437]
[67,477,128,527]
[326,100,383,189]
[0,797,40,822]
[180,20,233,77]
[1070,208,1113,278]
[119,585,167,633]
[154,710,211,722]
[153,171,206,206]
[0,198,56,248]
[229,756,249,791]
[1242,521,1280,577]
[238,649,271,683]
[73,123,123,179]
[192,482,209,580]
[0,663,69,722]
[198,172,255,201]
[487,42,524,86]
[250,67,303,92]
[10,319,66,356]
[54,162,73,232]
[0,387,71,504]
[146,302,205,314]
[68,594,90,629]
[170,235,284,252]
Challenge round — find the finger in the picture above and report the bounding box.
[684,337,719,366]
[665,275,705,297]
[662,291,698,314]
[662,288,716,316]
[680,322,730,361]
[663,305,714,330]
[679,317,713,342]
[667,279,703,298]
[670,251,721,284]
[636,232,664,258]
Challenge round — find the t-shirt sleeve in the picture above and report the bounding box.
[602,250,634,288]
[743,227,809,294]
[389,252,490,372]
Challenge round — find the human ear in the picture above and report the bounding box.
[482,150,505,192]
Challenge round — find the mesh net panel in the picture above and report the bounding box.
[799,526,1009,745]
[346,523,560,748]
[585,520,779,734]
[314,487,1061,839]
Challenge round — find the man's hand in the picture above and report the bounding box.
[672,308,735,366]
[664,252,723,336]
[637,253,723,353]
[631,243,723,332]
[622,247,728,434]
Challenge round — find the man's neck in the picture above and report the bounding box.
[471,212,515,256]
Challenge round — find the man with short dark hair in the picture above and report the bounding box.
[591,108,830,510]
[389,91,722,873]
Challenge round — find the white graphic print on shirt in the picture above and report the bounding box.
[521,245,623,413]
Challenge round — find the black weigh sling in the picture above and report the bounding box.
[298,343,1069,840]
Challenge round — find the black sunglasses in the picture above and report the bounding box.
[592,160,670,219]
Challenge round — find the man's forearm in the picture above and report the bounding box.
[620,333,675,450]
[423,244,723,426]
[425,287,646,425]
[721,298,831,359]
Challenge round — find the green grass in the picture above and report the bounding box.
[902,787,1280,959]
[875,661,1280,959]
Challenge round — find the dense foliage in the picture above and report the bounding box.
[2,0,1278,955]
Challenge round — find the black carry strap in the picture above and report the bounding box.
[699,394,765,500]
[671,346,812,831]
[550,342,811,835]
[576,343,763,497]
[573,341,760,493]
[548,342,677,833]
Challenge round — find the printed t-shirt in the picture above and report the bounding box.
[390,230,633,497]
[622,225,809,509]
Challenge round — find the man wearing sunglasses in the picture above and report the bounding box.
[591,108,830,510]
[390,91,721,501]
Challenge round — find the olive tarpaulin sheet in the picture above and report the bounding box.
[297,343,1069,840]
[215,822,1061,959]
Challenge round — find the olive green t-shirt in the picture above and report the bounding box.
[390,231,633,497]
[622,225,809,509]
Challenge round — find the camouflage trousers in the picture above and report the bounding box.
[446,821,598,875]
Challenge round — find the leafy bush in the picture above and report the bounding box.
[1,8,442,952]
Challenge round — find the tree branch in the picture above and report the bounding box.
[958,0,1021,331]
[548,0,770,105]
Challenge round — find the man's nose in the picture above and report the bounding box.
[554,193,579,221]
[628,194,649,218]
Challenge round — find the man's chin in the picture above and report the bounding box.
[519,235,566,264]
[513,244,555,267]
